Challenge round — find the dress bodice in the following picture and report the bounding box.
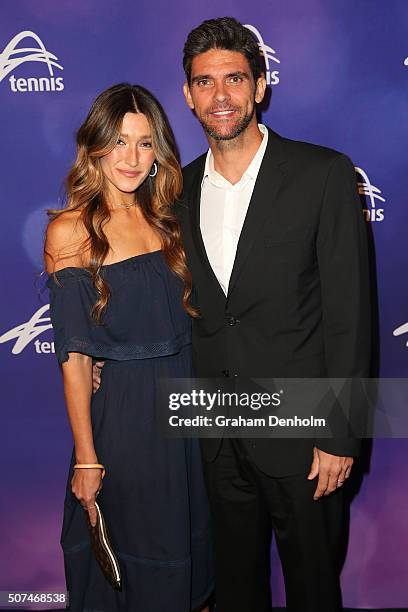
[46,250,191,364]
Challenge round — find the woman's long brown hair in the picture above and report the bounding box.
[47,83,196,322]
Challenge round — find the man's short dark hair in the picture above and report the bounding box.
[183,17,264,85]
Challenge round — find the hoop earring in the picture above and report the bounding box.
[149,162,158,177]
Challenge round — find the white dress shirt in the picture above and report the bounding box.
[200,124,269,295]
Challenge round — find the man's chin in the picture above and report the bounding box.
[200,114,253,142]
[202,123,243,141]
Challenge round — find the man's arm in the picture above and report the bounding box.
[306,154,371,499]
[315,153,371,457]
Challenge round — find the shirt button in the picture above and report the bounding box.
[222,369,230,377]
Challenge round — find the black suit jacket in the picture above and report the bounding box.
[176,127,371,477]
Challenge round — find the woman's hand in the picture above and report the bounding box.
[71,468,103,527]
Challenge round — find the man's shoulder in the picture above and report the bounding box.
[182,152,207,184]
[269,129,357,201]
[173,153,206,218]
[175,152,207,217]
[268,126,349,169]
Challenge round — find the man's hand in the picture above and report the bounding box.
[307,447,353,501]
[92,361,104,393]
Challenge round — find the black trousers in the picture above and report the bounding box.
[203,438,344,612]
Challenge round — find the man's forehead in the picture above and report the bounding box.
[190,48,251,76]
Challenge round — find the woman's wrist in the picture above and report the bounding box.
[74,463,105,478]
[75,451,98,464]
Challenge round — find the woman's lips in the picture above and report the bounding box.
[117,169,141,178]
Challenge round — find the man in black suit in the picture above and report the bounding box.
[177,16,371,612]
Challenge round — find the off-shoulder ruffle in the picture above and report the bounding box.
[46,250,191,365]
[46,250,163,283]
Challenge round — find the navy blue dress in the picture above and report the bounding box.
[47,250,213,612]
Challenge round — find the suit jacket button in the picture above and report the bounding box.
[228,316,239,326]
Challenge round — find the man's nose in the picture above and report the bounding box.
[125,144,139,167]
[213,81,229,103]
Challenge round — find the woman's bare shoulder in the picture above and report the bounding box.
[46,209,86,240]
[45,210,89,273]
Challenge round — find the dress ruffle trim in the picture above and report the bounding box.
[57,331,191,364]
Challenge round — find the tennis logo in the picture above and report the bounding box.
[244,24,280,85]
[0,31,64,93]
[0,304,54,355]
[393,321,408,347]
[355,167,385,222]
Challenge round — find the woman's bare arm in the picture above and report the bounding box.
[45,215,101,526]
[61,353,97,464]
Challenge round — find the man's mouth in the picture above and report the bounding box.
[209,109,237,117]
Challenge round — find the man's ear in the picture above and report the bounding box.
[255,74,267,104]
[183,82,195,110]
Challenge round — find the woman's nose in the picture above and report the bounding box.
[125,144,139,167]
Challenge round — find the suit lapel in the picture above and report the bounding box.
[188,158,227,303]
[227,129,288,301]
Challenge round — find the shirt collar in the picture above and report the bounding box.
[202,124,269,189]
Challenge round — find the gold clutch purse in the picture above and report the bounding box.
[85,500,122,590]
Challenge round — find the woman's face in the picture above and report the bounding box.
[100,112,156,202]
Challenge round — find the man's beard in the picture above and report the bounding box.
[199,105,255,141]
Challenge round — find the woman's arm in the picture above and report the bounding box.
[45,214,101,526]
[62,353,96,464]
[62,353,102,527]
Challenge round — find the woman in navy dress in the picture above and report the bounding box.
[45,83,213,611]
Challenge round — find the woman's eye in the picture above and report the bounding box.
[141,142,152,148]
[116,138,126,146]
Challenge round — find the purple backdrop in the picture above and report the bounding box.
[1,0,408,609]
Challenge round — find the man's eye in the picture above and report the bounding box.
[116,138,126,146]
[229,76,243,84]
[197,79,212,87]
